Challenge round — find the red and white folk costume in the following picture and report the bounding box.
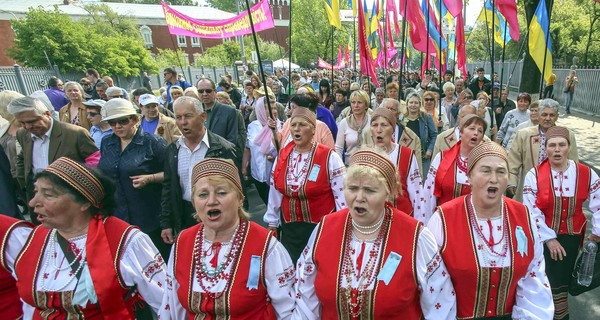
[293,207,457,319]
[159,220,296,319]
[423,142,471,222]
[427,195,554,319]
[383,143,425,221]
[13,217,166,319]
[0,215,33,319]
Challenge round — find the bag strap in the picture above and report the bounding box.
[55,232,85,281]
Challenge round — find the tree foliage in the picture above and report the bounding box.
[154,48,189,70]
[205,0,245,12]
[101,0,197,5]
[8,6,157,76]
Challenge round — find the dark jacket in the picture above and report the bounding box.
[410,112,438,156]
[0,145,21,219]
[205,102,239,147]
[468,77,491,97]
[99,129,167,232]
[160,130,238,233]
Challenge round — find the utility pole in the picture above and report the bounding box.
[237,0,247,65]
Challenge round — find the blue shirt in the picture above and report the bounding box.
[317,105,338,139]
[89,126,113,149]
[43,87,70,111]
[141,117,159,135]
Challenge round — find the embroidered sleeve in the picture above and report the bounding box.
[264,160,283,227]
[157,246,187,320]
[328,152,347,210]
[512,217,555,320]
[407,155,425,222]
[423,153,441,223]
[120,231,167,313]
[589,170,600,237]
[416,227,457,319]
[264,239,296,319]
[291,226,321,320]
[523,168,557,242]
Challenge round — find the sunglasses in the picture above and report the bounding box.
[198,89,214,94]
[87,112,100,117]
[111,95,124,98]
[424,98,435,102]
[107,117,132,126]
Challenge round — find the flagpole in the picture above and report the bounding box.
[288,0,292,86]
[539,0,553,96]
[353,12,357,73]
[244,0,278,151]
[500,18,508,89]
[437,0,443,131]
[425,1,431,75]
[331,26,335,86]
[490,0,496,138]
[399,0,408,97]
[383,0,388,80]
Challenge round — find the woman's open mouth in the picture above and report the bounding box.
[487,187,499,197]
[206,209,222,221]
[354,207,367,216]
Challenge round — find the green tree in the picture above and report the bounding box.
[102,0,197,5]
[8,6,157,76]
[205,0,245,12]
[154,48,189,70]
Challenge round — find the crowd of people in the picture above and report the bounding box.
[0,64,597,319]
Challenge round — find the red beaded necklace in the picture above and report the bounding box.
[467,195,508,257]
[340,208,391,318]
[456,154,468,173]
[192,220,247,299]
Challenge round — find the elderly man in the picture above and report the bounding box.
[380,98,423,173]
[271,80,289,104]
[196,78,239,147]
[9,96,98,223]
[432,104,491,158]
[454,78,465,96]
[160,96,238,244]
[83,99,112,148]
[106,86,125,100]
[139,93,180,144]
[508,99,578,202]
[371,88,385,109]
[309,71,320,92]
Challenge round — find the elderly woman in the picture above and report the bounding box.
[427,142,554,319]
[166,86,184,112]
[495,92,531,150]
[386,82,400,100]
[293,148,456,319]
[364,107,424,221]
[442,82,457,126]
[139,93,181,144]
[159,158,296,319]
[523,126,600,319]
[422,90,450,132]
[9,157,166,317]
[336,90,371,165]
[265,107,346,262]
[98,99,169,258]
[405,92,438,177]
[423,114,486,220]
[59,81,91,130]
[0,91,25,180]
[276,93,335,149]
[475,91,497,138]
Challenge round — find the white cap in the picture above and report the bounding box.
[139,94,160,106]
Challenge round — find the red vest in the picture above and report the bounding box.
[439,196,535,319]
[273,142,336,223]
[174,221,276,319]
[0,215,32,320]
[393,145,416,216]
[15,216,139,319]
[313,207,423,319]
[434,142,470,206]
[535,160,590,235]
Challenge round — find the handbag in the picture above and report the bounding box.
[568,243,600,296]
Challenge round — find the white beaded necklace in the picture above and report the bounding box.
[40,229,87,292]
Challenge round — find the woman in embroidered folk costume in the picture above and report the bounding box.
[159,158,296,319]
[264,107,346,263]
[423,114,487,222]
[11,157,166,318]
[293,148,457,319]
[523,126,600,319]
[365,107,425,222]
[427,142,554,319]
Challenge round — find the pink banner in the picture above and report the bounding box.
[318,57,345,70]
[161,0,275,39]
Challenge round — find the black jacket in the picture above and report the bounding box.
[160,130,238,233]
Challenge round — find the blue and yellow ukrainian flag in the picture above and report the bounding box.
[325,0,342,29]
[529,0,553,82]
[421,0,448,57]
[478,0,512,47]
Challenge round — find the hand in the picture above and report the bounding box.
[424,150,432,159]
[161,228,175,244]
[131,175,151,189]
[267,118,277,130]
[495,107,502,114]
[242,166,248,178]
[588,234,600,243]
[490,126,498,136]
[506,186,516,197]
[546,239,567,261]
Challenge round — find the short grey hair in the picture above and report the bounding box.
[106,87,123,96]
[538,98,559,114]
[381,98,400,112]
[442,82,455,92]
[0,90,25,121]
[173,96,204,114]
[96,82,109,90]
[8,96,50,116]
[405,92,421,104]
[64,81,84,93]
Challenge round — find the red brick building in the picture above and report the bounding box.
[0,0,290,66]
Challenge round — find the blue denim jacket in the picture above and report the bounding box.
[417,112,438,155]
[99,129,167,232]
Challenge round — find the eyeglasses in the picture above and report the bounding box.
[107,117,132,126]
[464,95,473,99]
[87,112,100,117]
[198,89,213,94]
[424,98,435,102]
[111,95,124,98]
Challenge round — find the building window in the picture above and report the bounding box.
[140,26,153,48]
[191,37,201,47]
[177,35,187,47]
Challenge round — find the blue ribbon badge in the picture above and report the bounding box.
[247,255,261,290]
[377,252,402,285]
[515,226,528,257]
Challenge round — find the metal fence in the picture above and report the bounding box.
[153,65,244,88]
[466,61,600,115]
